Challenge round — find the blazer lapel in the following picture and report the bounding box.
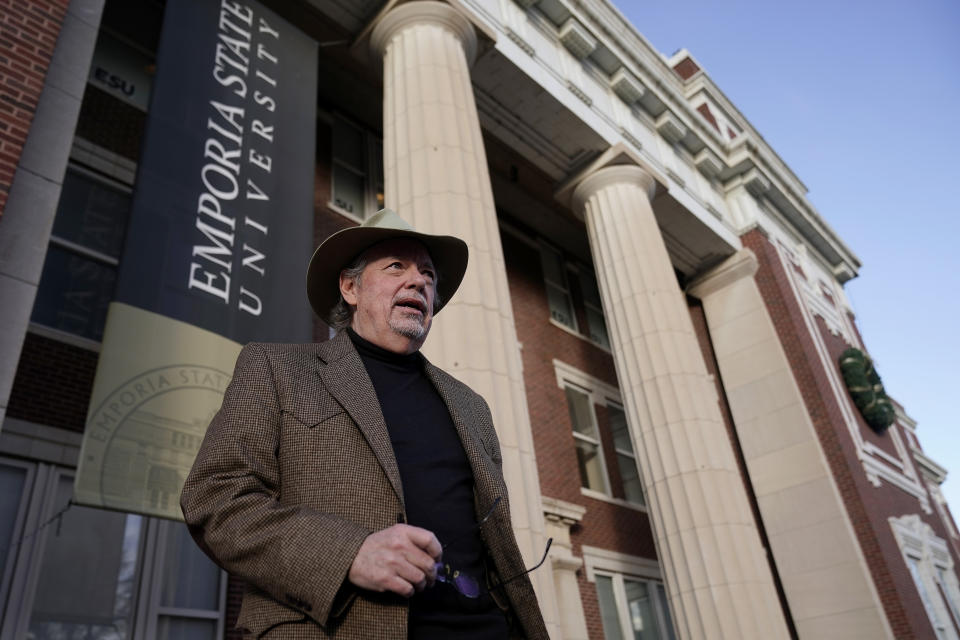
[422,361,503,517]
[317,332,405,509]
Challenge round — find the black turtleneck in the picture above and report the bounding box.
[346,329,508,639]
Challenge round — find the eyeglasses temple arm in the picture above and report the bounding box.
[488,537,553,592]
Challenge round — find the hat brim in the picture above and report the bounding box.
[306,225,468,320]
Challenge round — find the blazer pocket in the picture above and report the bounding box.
[281,402,346,429]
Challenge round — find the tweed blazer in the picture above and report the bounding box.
[180,331,548,639]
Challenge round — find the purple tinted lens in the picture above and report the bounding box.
[453,574,480,598]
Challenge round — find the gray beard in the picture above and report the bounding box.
[389,316,427,341]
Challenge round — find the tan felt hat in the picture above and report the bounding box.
[306,208,468,319]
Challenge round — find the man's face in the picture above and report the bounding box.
[339,238,437,355]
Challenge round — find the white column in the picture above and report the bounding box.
[371,3,561,636]
[571,165,790,640]
[688,250,893,639]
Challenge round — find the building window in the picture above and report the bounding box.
[579,269,610,348]
[555,361,645,508]
[906,556,952,639]
[540,242,577,330]
[936,567,960,631]
[0,459,227,639]
[609,405,644,505]
[566,385,609,493]
[330,114,383,219]
[890,514,960,640]
[595,572,675,640]
[30,166,131,343]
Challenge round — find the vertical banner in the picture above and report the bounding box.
[75,0,317,519]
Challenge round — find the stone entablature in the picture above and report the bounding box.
[461,0,859,282]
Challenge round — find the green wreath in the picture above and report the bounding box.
[838,348,896,434]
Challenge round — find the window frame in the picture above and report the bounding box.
[607,402,644,506]
[28,153,135,350]
[539,240,579,332]
[554,360,646,510]
[565,383,612,496]
[580,545,675,640]
[0,456,36,625]
[0,460,228,640]
[328,112,384,222]
[578,266,610,348]
[890,514,960,640]
[594,571,674,640]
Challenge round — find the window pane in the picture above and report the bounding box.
[937,568,960,628]
[547,283,576,328]
[907,556,947,635]
[618,453,645,505]
[587,307,610,347]
[333,117,364,170]
[596,575,624,640]
[0,464,27,583]
[575,438,606,492]
[332,164,365,215]
[31,245,117,341]
[610,407,633,452]
[624,579,661,640]
[656,583,677,640]
[52,170,130,258]
[157,616,217,640]
[28,475,143,640]
[579,270,600,303]
[160,523,221,610]
[566,387,597,438]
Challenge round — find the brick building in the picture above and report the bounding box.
[0,0,958,638]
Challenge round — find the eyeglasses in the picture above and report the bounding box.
[434,496,553,599]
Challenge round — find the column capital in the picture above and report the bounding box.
[370,1,478,65]
[571,164,657,219]
[687,248,759,299]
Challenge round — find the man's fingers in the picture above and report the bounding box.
[404,525,442,560]
[348,524,442,597]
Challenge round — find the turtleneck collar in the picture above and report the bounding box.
[346,327,422,370]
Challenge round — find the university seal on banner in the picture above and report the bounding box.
[77,364,231,519]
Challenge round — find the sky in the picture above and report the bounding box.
[609,0,960,510]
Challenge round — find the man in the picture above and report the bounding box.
[181,209,548,639]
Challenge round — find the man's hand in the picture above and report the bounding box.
[348,524,442,597]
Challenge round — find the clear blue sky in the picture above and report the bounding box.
[610,1,960,511]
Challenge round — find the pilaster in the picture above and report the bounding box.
[688,250,893,639]
[543,497,589,640]
[0,0,106,428]
[570,164,790,639]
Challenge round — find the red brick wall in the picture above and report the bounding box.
[0,0,70,218]
[672,56,700,80]
[743,227,959,639]
[74,84,146,161]
[7,332,98,431]
[696,103,720,133]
